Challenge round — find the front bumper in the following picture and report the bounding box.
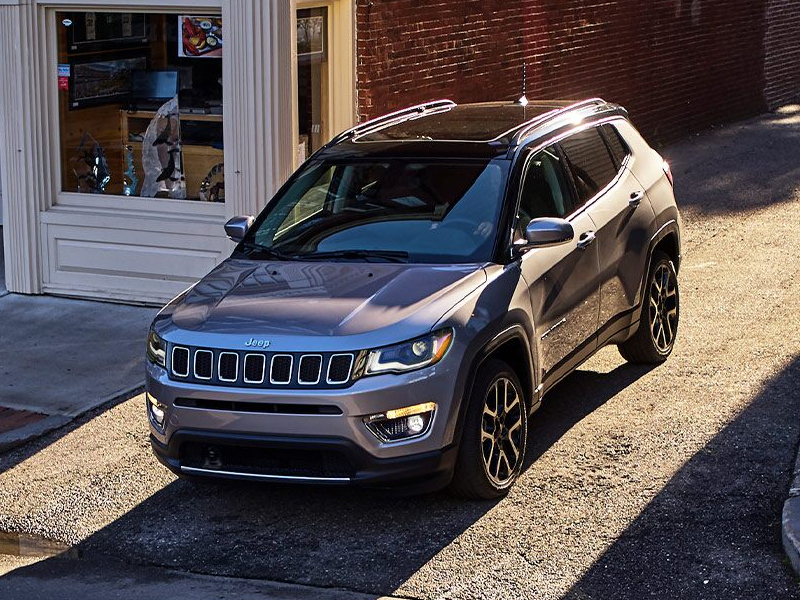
[150,429,457,491]
[145,349,467,488]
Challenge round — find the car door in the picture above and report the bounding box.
[515,144,601,381]
[561,124,656,332]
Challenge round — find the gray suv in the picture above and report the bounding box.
[146,98,681,498]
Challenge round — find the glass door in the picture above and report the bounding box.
[296,6,329,162]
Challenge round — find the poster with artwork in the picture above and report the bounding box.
[179,16,222,58]
[297,15,326,62]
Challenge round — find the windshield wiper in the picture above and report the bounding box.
[239,241,295,261]
[292,249,409,263]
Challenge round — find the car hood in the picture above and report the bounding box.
[162,258,486,345]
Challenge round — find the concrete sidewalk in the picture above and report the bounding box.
[0,554,399,600]
[0,227,157,451]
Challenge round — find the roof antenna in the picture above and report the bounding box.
[516,64,529,106]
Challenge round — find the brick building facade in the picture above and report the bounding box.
[357,0,800,145]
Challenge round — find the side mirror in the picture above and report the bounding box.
[224,215,254,243]
[521,217,574,250]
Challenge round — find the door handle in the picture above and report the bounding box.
[629,190,645,207]
[576,231,596,250]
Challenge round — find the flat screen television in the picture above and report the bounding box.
[130,70,180,104]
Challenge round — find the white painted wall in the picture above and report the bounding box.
[0,0,299,304]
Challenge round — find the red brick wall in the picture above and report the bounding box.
[356,0,794,145]
[764,0,800,109]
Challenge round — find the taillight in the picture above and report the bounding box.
[663,161,674,187]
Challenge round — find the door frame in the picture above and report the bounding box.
[295,0,356,167]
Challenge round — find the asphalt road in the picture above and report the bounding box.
[1,108,800,599]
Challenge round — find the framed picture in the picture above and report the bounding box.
[179,16,223,58]
[69,52,148,109]
[297,15,326,62]
[65,12,148,53]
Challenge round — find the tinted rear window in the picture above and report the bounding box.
[601,123,630,168]
[560,127,618,205]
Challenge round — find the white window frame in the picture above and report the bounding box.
[42,1,226,218]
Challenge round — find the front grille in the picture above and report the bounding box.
[243,354,265,384]
[194,350,213,379]
[175,398,342,415]
[169,345,357,389]
[180,442,355,479]
[218,352,238,382]
[298,355,322,384]
[270,355,293,384]
[327,354,354,384]
[172,347,190,377]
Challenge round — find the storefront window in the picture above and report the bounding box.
[297,7,329,161]
[56,12,224,202]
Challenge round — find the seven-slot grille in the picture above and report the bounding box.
[169,345,354,389]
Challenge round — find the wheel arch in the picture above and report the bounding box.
[641,219,682,298]
[452,324,538,449]
[644,219,682,278]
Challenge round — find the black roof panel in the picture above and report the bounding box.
[357,101,568,144]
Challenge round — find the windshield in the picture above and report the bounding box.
[242,158,510,264]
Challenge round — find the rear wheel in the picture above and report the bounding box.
[619,251,679,364]
[449,359,528,499]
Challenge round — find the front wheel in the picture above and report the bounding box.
[449,359,528,500]
[618,251,679,364]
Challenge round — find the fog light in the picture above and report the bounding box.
[364,402,436,442]
[146,392,166,429]
[407,414,426,434]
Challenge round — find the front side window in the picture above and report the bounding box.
[560,127,618,205]
[56,11,224,203]
[515,145,572,241]
[244,159,510,264]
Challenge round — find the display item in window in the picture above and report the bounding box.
[70,132,110,194]
[198,162,224,202]
[141,96,186,199]
[122,144,138,196]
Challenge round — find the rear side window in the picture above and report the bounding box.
[560,127,618,205]
[601,123,630,169]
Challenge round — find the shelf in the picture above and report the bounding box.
[126,140,223,155]
[120,109,223,122]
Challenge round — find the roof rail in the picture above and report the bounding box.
[326,99,457,147]
[507,97,607,150]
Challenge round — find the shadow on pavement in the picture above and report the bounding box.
[526,362,656,468]
[663,105,800,215]
[561,356,800,600]
[0,362,656,596]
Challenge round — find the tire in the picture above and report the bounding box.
[449,359,528,500]
[618,251,679,364]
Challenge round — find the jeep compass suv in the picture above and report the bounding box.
[146,98,682,498]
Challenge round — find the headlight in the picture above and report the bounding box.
[146,328,166,367]
[364,329,453,375]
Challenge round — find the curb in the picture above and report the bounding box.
[0,384,144,454]
[782,449,800,576]
[0,415,72,454]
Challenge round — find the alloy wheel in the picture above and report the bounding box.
[481,377,524,487]
[648,263,678,353]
